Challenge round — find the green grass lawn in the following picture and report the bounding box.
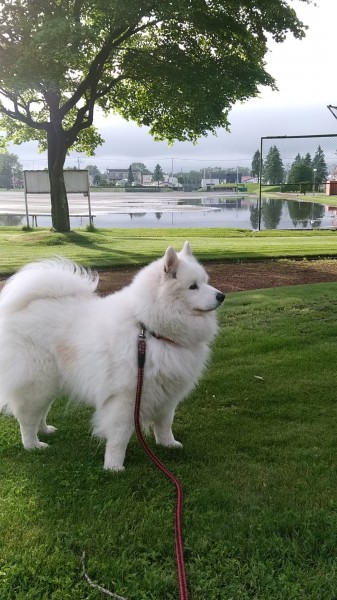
[2,282,337,599]
[1,227,337,275]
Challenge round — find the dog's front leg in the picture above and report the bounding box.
[153,407,182,449]
[93,397,134,471]
[104,433,133,471]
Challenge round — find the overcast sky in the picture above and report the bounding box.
[8,0,337,173]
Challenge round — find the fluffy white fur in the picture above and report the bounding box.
[0,242,224,470]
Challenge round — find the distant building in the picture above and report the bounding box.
[142,174,153,185]
[162,174,179,187]
[201,171,243,188]
[105,167,179,187]
[106,167,143,184]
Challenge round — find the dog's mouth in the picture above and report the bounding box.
[193,293,225,314]
[193,306,218,314]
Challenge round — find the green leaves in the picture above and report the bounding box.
[0,0,309,157]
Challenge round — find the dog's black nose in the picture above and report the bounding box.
[216,292,225,304]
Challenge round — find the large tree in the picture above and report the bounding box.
[127,165,134,186]
[0,151,22,189]
[86,164,103,185]
[251,149,261,182]
[312,145,328,184]
[262,145,284,185]
[288,156,313,192]
[152,163,164,187]
[0,0,308,231]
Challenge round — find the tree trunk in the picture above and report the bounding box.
[47,128,70,232]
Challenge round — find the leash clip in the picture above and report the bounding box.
[138,323,146,368]
[139,322,146,339]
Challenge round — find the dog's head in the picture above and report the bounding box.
[162,241,225,314]
[132,242,225,344]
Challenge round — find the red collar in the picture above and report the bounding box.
[140,323,177,344]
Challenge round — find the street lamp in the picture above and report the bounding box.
[313,168,317,194]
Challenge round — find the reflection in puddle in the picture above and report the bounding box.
[0,197,335,230]
[0,214,24,226]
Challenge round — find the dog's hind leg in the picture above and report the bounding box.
[18,411,50,449]
[11,391,55,450]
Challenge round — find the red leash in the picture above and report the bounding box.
[135,326,189,600]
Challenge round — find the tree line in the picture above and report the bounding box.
[250,146,329,188]
[0,155,262,190]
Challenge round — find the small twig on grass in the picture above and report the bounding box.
[81,552,129,600]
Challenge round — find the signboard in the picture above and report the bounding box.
[22,170,92,228]
[23,170,89,193]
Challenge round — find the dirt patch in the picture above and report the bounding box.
[95,259,337,295]
[2,259,337,295]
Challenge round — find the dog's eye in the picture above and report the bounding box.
[189,283,199,290]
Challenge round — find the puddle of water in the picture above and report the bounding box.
[0,196,336,230]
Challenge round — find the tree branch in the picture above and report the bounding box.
[0,90,49,131]
[59,24,134,118]
[0,105,49,130]
[65,102,92,146]
[95,74,126,100]
[59,18,158,119]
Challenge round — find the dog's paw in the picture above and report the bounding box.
[159,439,183,449]
[43,425,58,434]
[170,440,183,449]
[36,441,50,449]
[103,463,125,472]
[24,440,49,450]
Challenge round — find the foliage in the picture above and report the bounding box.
[286,146,328,192]
[152,164,164,186]
[176,170,202,187]
[130,162,152,175]
[312,145,328,184]
[127,165,134,185]
[86,164,103,185]
[251,149,261,181]
[288,160,313,185]
[0,0,309,150]
[262,145,284,184]
[0,151,22,189]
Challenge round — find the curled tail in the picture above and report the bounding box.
[0,258,99,315]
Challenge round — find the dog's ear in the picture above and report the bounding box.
[163,246,179,278]
[181,241,192,256]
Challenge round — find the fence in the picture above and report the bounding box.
[258,134,337,229]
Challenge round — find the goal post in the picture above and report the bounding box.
[327,105,337,121]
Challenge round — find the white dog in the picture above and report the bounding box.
[0,242,224,470]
